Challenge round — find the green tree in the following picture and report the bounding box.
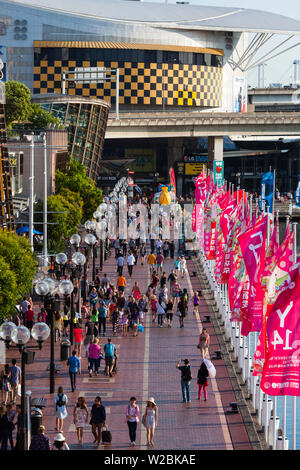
[5,81,64,130]
[5,81,32,127]
[0,230,36,304]
[0,256,18,322]
[55,159,103,221]
[28,103,63,130]
[35,192,83,252]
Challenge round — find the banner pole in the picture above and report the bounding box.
[272,170,276,218]
[292,222,297,450]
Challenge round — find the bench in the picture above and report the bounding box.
[226,402,239,414]
[202,315,211,323]
[46,364,62,373]
[212,350,222,360]
[31,398,48,409]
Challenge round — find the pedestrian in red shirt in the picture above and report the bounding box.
[25,307,35,331]
[73,324,84,358]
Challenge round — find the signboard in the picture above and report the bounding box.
[185,163,206,175]
[233,76,246,113]
[74,67,106,84]
[125,148,156,172]
[176,162,185,176]
[214,160,224,188]
[183,155,208,163]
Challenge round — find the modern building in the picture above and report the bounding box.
[7,129,68,203]
[2,0,300,192]
[31,94,110,181]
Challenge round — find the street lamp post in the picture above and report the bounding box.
[70,251,86,344]
[0,322,50,450]
[34,277,59,394]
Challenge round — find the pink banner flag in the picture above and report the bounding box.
[238,215,268,335]
[260,261,300,396]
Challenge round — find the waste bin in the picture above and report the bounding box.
[31,407,43,436]
[60,339,71,361]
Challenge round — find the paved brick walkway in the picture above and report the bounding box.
[4,248,252,450]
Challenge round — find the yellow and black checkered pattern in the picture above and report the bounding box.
[33,60,222,107]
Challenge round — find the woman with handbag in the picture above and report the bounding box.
[73,397,88,445]
[125,396,140,447]
[54,386,68,433]
[90,396,106,447]
[143,397,158,447]
[197,328,210,359]
[197,361,209,402]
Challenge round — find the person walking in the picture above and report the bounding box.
[0,364,11,405]
[169,240,175,259]
[140,243,146,265]
[197,361,209,402]
[116,253,125,276]
[0,405,11,451]
[132,282,141,301]
[9,359,21,404]
[54,386,68,433]
[98,301,108,337]
[176,359,192,403]
[117,274,127,294]
[165,299,174,328]
[156,252,164,275]
[143,398,158,447]
[52,433,70,450]
[127,251,135,278]
[163,240,169,259]
[29,425,52,450]
[25,305,35,331]
[73,323,84,358]
[150,295,157,323]
[197,328,210,359]
[54,311,63,342]
[125,396,140,447]
[179,256,187,279]
[171,277,181,311]
[111,307,120,337]
[89,287,98,310]
[88,338,102,377]
[147,252,156,274]
[90,396,106,447]
[73,397,88,445]
[157,299,165,328]
[66,351,81,393]
[104,338,117,377]
[174,257,180,277]
[91,307,99,338]
[193,291,200,315]
[84,315,94,356]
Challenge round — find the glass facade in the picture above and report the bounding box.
[38,97,110,181]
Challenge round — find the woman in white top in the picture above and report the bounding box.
[143,397,158,447]
[179,256,187,279]
[54,386,68,433]
[126,396,140,447]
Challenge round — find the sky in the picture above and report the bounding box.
[142,0,300,86]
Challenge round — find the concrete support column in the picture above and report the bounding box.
[167,137,184,169]
[207,136,223,171]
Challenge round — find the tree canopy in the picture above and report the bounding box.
[55,159,103,222]
[5,81,62,129]
[34,191,83,252]
[0,230,36,321]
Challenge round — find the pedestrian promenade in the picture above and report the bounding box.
[5,251,252,450]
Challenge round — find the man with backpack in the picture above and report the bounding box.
[176,358,192,403]
[104,338,117,377]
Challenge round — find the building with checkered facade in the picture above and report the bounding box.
[0,0,251,112]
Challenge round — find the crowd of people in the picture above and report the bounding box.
[0,194,216,450]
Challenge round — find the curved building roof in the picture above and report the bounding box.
[6,0,300,35]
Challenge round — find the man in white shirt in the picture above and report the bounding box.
[156,239,163,254]
[127,252,135,278]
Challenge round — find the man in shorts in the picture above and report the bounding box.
[156,252,164,275]
[104,338,117,377]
